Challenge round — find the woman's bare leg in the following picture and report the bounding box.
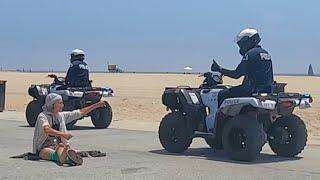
[39,148,55,160]
[56,143,69,163]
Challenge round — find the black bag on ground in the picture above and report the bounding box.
[10,152,40,161]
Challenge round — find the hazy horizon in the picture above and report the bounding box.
[0,0,319,74]
[1,69,319,77]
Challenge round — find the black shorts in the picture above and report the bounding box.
[39,136,62,153]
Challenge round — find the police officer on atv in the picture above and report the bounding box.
[65,49,90,87]
[210,28,274,105]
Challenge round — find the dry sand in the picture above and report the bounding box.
[0,72,319,137]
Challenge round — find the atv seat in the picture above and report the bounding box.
[252,83,287,94]
[66,81,92,88]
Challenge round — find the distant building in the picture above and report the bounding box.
[107,64,123,73]
[308,64,314,76]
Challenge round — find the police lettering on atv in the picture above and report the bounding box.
[159,72,312,161]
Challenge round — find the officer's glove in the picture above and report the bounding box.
[211,59,221,72]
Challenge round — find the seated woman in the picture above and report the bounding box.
[32,93,106,165]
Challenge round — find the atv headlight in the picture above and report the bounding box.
[102,88,114,97]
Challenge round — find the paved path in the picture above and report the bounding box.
[0,114,319,180]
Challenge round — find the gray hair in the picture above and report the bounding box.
[42,93,63,113]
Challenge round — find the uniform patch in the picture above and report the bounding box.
[79,64,89,70]
[260,53,271,60]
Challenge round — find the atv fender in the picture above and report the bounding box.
[220,97,276,116]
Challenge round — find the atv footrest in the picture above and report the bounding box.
[194,131,214,138]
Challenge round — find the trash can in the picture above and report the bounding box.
[0,80,6,112]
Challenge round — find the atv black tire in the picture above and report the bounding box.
[66,120,78,130]
[159,112,192,153]
[268,114,307,157]
[205,138,223,150]
[26,100,42,127]
[222,114,266,161]
[90,102,112,129]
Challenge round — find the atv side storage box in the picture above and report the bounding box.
[162,88,180,110]
[28,85,49,98]
[162,87,205,131]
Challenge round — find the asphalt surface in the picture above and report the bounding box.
[0,116,320,180]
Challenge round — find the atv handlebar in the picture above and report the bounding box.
[48,74,65,85]
[48,74,57,79]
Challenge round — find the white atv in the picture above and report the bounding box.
[26,74,114,129]
[159,72,312,161]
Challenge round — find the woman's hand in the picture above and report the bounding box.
[44,125,73,140]
[80,101,108,116]
[62,132,73,140]
[65,143,71,149]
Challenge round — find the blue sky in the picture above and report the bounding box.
[0,0,319,73]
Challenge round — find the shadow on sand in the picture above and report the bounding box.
[68,125,97,131]
[19,125,33,128]
[149,147,302,164]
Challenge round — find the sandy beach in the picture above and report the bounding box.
[0,72,319,137]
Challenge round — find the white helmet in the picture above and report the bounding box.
[235,28,259,43]
[71,48,85,56]
[70,48,85,62]
[235,28,261,55]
